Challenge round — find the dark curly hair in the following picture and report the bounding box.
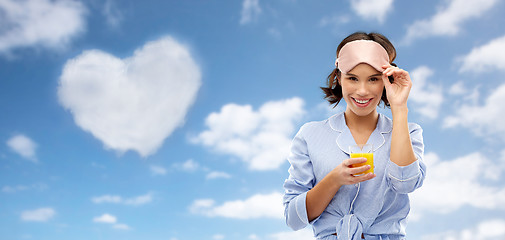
[321,32,397,108]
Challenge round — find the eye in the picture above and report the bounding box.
[369,77,379,82]
[348,76,358,81]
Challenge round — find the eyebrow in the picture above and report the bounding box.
[346,73,383,77]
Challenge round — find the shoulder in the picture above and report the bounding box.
[296,115,337,137]
[298,119,329,134]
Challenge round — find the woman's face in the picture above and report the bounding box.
[339,63,385,117]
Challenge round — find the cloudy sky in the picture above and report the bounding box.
[1,0,505,239]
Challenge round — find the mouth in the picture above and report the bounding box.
[352,97,373,107]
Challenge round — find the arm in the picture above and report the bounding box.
[283,125,374,229]
[306,158,374,222]
[382,65,426,193]
[283,126,315,230]
[381,65,417,166]
[390,107,417,166]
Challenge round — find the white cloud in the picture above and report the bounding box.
[0,0,87,53]
[448,81,467,95]
[91,195,122,204]
[21,208,55,222]
[409,152,505,221]
[447,81,480,106]
[403,0,498,43]
[268,228,315,240]
[172,159,217,173]
[149,165,167,176]
[112,223,130,230]
[58,36,201,157]
[91,162,106,169]
[102,0,123,28]
[248,234,259,240]
[2,183,47,193]
[93,213,130,230]
[318,15,350,27]
[267,28,281,39]
[91,192,153,206]
[180,159,199,172]
[189,192,283,219]
[123,193,152,206]
[206,171,232,180]
[192,97,305,171]
[408,66,443,119]
[6,134,37,162]
[240,0,262,25]
[189,199,215,213]
[350,0,394,24]
[93,213,117,223]
[458,34,505,73]
[420,218,505,240]
[3,185,28,193]
[443,82,505,141]
[213,234,225,240]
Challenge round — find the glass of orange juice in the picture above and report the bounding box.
[349,144,373,176]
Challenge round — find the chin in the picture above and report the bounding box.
[353,110,376,117]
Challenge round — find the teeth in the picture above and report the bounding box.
[354,98,370,104]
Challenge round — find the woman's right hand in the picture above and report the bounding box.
[306,157,376,221]
[330,158,376,187]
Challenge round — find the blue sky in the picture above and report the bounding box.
[1,0,505,239]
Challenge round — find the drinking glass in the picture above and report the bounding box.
[349,144,374,176]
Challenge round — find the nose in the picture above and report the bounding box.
[356,81,368,96]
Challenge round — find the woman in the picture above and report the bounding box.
[283,32,426,240]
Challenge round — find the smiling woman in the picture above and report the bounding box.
[283,32,426,240]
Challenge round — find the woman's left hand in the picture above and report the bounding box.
[381,65,412,108]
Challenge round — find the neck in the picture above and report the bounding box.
[344,108,379,131]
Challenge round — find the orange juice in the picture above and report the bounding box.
[350,152,374,175]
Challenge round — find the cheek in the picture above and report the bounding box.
[340,82,354,94]
[372,84,384,95]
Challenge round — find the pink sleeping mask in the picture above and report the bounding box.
[335,40,390,74]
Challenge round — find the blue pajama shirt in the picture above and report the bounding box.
[283,112,426,240]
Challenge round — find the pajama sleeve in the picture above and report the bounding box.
[386,123,427,194]
[283,124,318,230]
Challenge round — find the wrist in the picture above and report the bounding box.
[328,171,343,190]
[391,104,408,115]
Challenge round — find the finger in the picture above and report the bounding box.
[382,73,392,88]
[382,65,397,73]
[353,173,376,182]
[382,67,392,76]
[345,157,367,166]
[349,164,371,175]
[389,68,405,77]
[389,68,404,77]
[383,67,398,78]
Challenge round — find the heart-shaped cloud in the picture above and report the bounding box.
[58,36,201,157]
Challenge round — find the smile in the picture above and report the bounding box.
[354,98,370,104]
[352,97,372,107]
